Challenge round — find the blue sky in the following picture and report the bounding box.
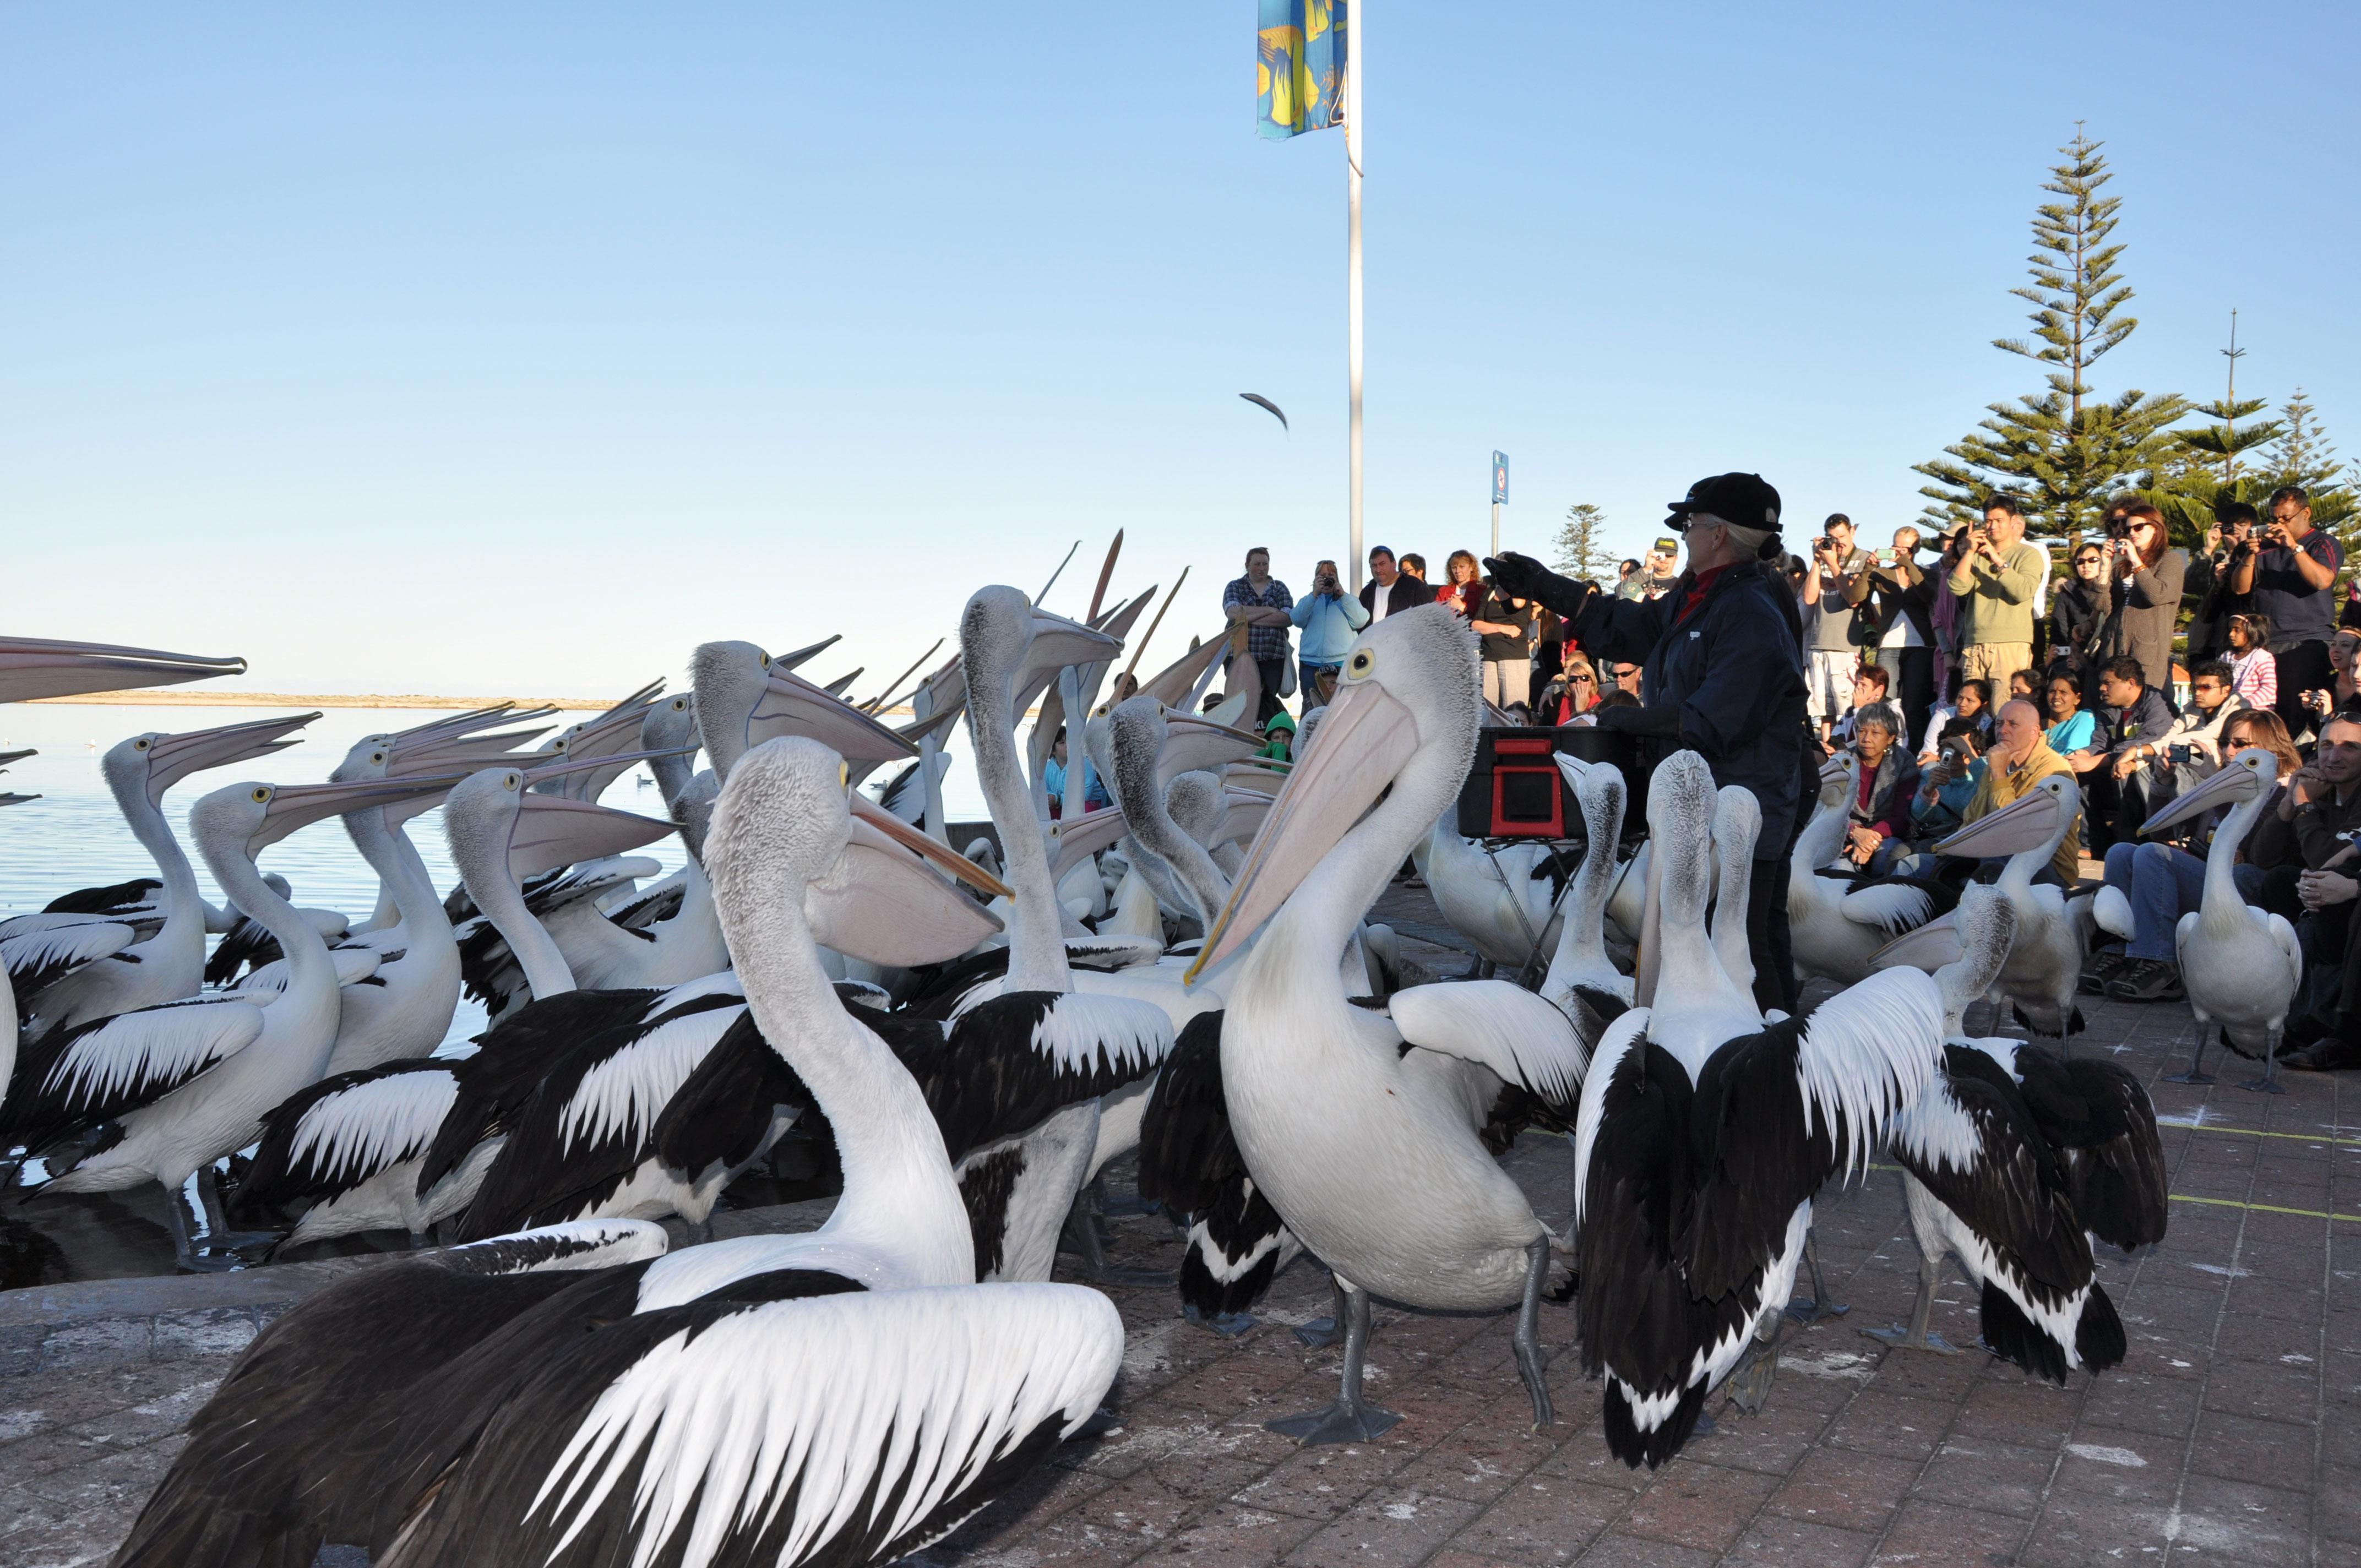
[4,3,2355,701]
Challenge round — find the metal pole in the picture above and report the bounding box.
[1345,2,1364,594]
[1490,499,1500,559]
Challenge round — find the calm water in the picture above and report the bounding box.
[0,703,700,1053]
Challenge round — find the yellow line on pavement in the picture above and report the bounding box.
[1862,1164,2360,1223]
[2153,1119,2361,1150]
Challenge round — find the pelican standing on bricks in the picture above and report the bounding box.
[1188,607,1590,1442]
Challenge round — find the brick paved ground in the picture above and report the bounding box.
[2,981,2355,1566]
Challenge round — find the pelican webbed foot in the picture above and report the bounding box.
[1269,1278,1400,1445]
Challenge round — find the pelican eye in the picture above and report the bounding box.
[759,653,771,667]
[134,737,150,750]
[504,772,522,791]
[372,750,387,765]
[250,787,271,804]
[1347,650,1375,679]
[839,761,850,790]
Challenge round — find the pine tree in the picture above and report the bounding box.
[1914,129,2187,537]
[2149,313,2283,546]
[1553,502,1617,583]
[2173,313,2280,485]
[2256,390,2357,542]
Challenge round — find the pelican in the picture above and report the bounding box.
[1573,751,1944,1468]
[1188,606,1592,1441]
[1412,815,1568,973]
[1787,752,1952,984]
[1875,775,2086,1047]
[2136,747,2302,1091]
[3,772,448,1267]
[1541,756,1635,1011]
[8,715,318,1042]
[1868,886,2129,1382]
[115,738,1119,1568]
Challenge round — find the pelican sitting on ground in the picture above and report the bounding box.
[1188,606,1592,1441]
[1869,885,2128,1383]
[9,715,317,1042]
[1574,751,1944,1468]
[4,773,447,1267]
[1875,775,2086,1048]
[115,738,1120,1568]
[1787,752,1954,985]
[2135,747,2302,1091]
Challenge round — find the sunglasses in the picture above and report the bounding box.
[1569,673,1595,683]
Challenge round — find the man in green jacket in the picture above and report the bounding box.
[1945,494,2050,696]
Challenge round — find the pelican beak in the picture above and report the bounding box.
[386,728,557,777]
[143,712,320,804]
[748,669,917,766]
[1871,911,1962,974]
[1819,755,1851,791]
[897,701,964,746]
[1218,789,1271,845]
[1222,761,1290,796]
[2140,753,2261,837]
[773,634,842,672]
[847,795,1011,899]
[1553,754,1595,786]
[247,775,450,854]
[0,638,246,704]
[1158,714,1264,786]
[501,790,676,879]
[813,807,1007,966]
[1934,785,2065,859]
[1189,676,1420,982]
[1014,611,1121,709]
[1047,804,1131,883]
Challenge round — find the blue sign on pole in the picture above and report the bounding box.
[1491,451,1510,505]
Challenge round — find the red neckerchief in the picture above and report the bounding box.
[1672,564,1733,627]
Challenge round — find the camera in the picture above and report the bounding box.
[1940,742,1963,764]
[2168,744,2193,765]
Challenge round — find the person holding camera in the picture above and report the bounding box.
[1801,513,1871,743]
[2131,659,2247,821]
[1484,471,1810,1012]
[2092,504,2186,696]
[2186,502,2261,664]
[2046,540,2112,696]
[1944,494,2050,697]
[2229,485,2343,742]
[1843,525,1938,753]
[1288,557,1369,712]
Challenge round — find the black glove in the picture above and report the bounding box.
[1483,553,1592,621]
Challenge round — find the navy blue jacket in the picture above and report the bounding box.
[1562,562,1814,853]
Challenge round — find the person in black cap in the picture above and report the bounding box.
[1486,472,1812,1012]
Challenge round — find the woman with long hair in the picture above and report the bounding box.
[1435,549,1482,615]
[2097,504,2187,695]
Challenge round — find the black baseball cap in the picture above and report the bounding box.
[1665,472,1782,534]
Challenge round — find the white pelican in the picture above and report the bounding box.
[2136,747,2303,1091]
[1539,757,1636,1012]
[1188,606,1591,1441]
[115,738,1121,1568]
[1869,886,2129,1382]
[1876,775,2086,1047]
[1412,814,1568,973]
[9,715,317,1041]
[1573,750,1944,1467]
[1787,751,1952,984]
[3,772,448,1267]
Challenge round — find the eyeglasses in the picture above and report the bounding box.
[1568,673,1595,684]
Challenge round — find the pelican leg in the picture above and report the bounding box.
[1784,1235,1851,1325]
[165,1179,239,1274]
[2162,1009,2215,1086]
[1513,1237,1554,1431]
[1294,1275,1347,1348]
[1059,1186,1174,1289]
[2239,1022,2286,1095]
[193,1165,274,1253]
[1860,1250,1960,1355]
[1726,1315,1781,1415]
[1267,1280,1400,1445]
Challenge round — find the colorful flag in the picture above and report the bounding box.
[1257,0,1347,140]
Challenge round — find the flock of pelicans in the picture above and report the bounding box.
[0,596,2172,1568]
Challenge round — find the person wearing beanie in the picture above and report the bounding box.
[1486,472,1812,1013]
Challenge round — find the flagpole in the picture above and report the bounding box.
[1345,2,1364,595]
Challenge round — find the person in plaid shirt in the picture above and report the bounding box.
[1223,546,1295,725]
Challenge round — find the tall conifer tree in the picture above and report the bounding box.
[1552,503,1615,582]
[1916,129,2186,537]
